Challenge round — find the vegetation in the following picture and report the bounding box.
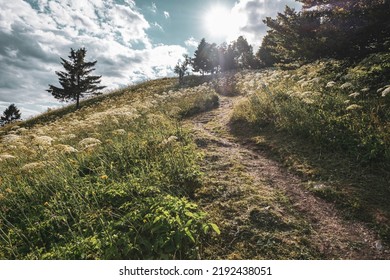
[1,0,389,260]
[0,78,220,259]
[47,48,105,109]
[231,59,390,243]
[0,104,21,126]
[258,0,390,67]
[179,36,258,78]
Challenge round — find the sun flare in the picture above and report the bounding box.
[204,6,239,40]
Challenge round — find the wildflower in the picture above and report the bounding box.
[0,154,16,161]
[112,129,127,135]
[2,134,21,144]
[340,82,353,90]
[78,137,102,150]
[100,175,108,180]
[361,87,370,93]
[348,92,360,98]
[22,161,47,171]
[302,98,314,104]
[34,136,54,146]
[61,134,77,141]
[16,127,28,134]
[326,81,336,88]
[44,202,49,207]
[310,77,321,84]
[381,87,390,97]
[161,136,179,146]
[346,104,363,111]
[55,144,78,154]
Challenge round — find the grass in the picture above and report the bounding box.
[0,77,220,259]
[230,58,390,244]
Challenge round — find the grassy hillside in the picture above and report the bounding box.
[1,57,389,259]
[232,57,390,243]
[0,78,219,259]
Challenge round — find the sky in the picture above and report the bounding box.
[0,0,302,119]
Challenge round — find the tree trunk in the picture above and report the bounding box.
[76,93,80,110]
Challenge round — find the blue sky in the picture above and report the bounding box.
[0,0,301,119]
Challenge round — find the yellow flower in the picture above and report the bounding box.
[100,175,108,180]
[44,202,49,207]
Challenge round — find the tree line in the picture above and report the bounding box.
[175,35,259,81]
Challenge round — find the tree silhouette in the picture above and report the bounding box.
[47,48,105,109]
[174,54,191,84]
[192,38,214,75]
[0,104,21,126]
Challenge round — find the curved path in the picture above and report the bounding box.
[184,94,389,259]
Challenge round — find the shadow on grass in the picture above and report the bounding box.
[229,119,390,244]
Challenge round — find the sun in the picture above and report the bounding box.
[204,6,238,40]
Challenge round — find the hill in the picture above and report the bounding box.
[0,59,389,259]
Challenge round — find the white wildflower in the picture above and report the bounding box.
[112,129,127,135]
[381,87,390,97]
[16,127,28,134]
[161,136,178,146]
[61,134,77,141]
[302,98,315,104]
[348,92,360,98]
[340,82,353,89]
[34,136,54,146]
[22,161,47,171]
[2,134,22,144]
[346,104,363,111]
[326,81,336,88]
[300,81,310,88]
[310,77,321,84]
[54,144,78,154]
[78,137,102,150]
[0,154,16,161]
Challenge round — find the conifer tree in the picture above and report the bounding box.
[47,48,105,109]
[192,38,213,75]
[0,104,21,126]
[232,36,256,69]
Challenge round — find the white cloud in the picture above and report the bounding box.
[184,37,198,48]
[153,22,164,32]
[150,2,157,13]
[164,11,170,19]
[229,0,302,48]
[0,0,185,119]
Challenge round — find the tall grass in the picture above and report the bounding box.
[232,59,390,163]
[0,78,220,259]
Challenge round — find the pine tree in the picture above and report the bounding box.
[232,36,256,69]
[218,43,236,72]
[259,1,390,66]
[0,104,21,126]
[47,48,105,109]
[192,38,214,75]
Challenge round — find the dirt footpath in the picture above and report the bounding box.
[184,94,389,259]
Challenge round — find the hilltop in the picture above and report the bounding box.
[0,59,389,259]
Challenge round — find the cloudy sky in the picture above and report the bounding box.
[0,0,301,119]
